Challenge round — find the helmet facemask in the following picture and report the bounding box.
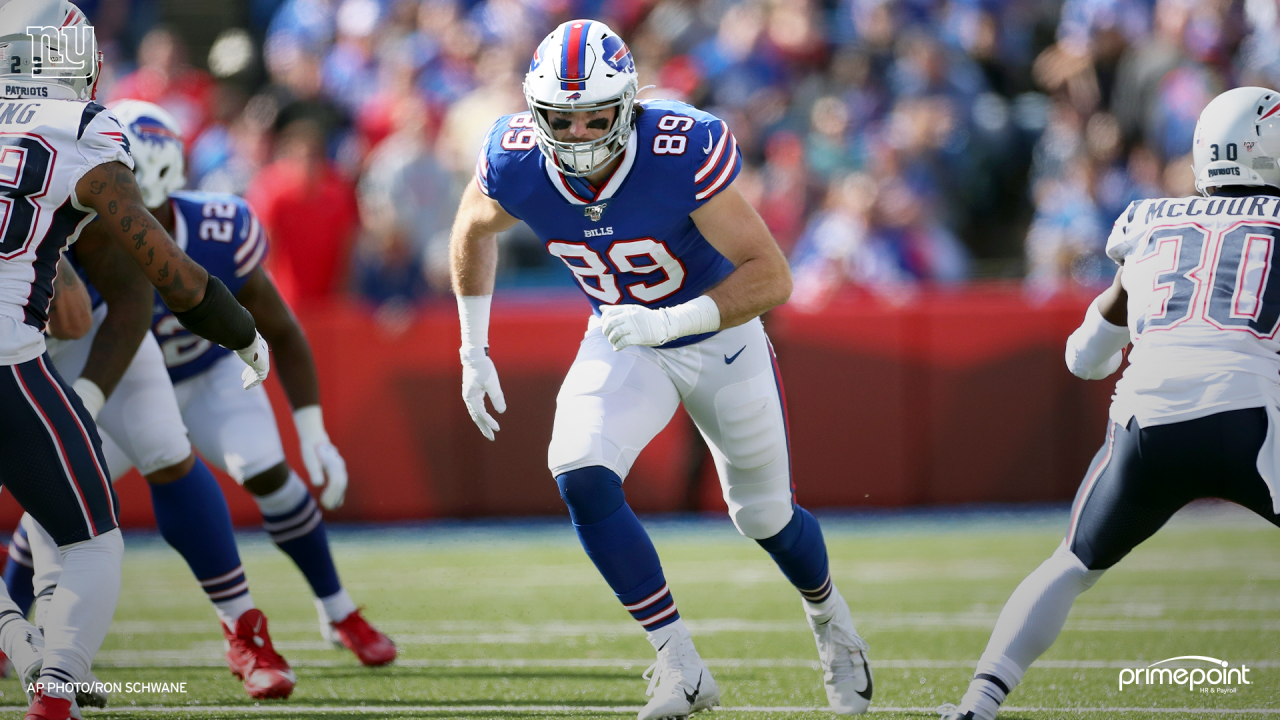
[524,78,638,178]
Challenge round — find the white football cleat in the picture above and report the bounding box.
[637,629,719,720]
[807,596,873,714]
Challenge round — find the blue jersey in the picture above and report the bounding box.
[477,99,741,347]
[151,191,268,383]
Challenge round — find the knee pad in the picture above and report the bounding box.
[732,498,794,540]
[714,371,785,470]
[555,466,625,526]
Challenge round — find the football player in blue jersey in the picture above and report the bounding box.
[112,100,397,667]
[451,20,873,719]
[18,100,395,672]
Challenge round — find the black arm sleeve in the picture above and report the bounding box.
[172,275,257,351]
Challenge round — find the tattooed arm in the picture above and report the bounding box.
[70,220,154,397]
[74,161,209,311]
[46,255,93,340]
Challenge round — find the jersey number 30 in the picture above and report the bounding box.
[547,238,686,304]
[1136,221,1280,337]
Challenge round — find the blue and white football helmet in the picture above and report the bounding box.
[523,19,639,177]
[111,99,186,208]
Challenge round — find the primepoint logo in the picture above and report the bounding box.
[1118,656,1252,693]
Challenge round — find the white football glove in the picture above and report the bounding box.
[461,346,505,440]
[71,377,105,422]
[1064,300,1130,380]
[600,304,677,350]
[599,296,721,351]
[235,331,270,389]
[294,406,348,510]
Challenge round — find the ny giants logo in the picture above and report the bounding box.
[23,24,96,77]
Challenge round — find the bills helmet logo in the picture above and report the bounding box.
[129,115,182,147]
[584,201,609,222]
[566,92,583,100]
[530,37,551,72]
[600,35,634,74]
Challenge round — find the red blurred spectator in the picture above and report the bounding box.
[111,27,215,144]
[246,119,359,305]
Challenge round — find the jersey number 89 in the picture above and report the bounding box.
[547,238,686,304]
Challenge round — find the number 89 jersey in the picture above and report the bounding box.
[1107,192,1280,426]
[150,190,267,382]
[477,99,740,348]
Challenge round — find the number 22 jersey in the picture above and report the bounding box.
[1108,192,1280,427]
[476,99,740,348]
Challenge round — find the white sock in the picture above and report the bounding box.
[253,472,310,516]
[645,617,692,653]
[318,589,357,624]
[40,530,123,701]
[805,584,843,620]
[214,594,256,629]
[0,585,43,682]
[960,542,1104,716]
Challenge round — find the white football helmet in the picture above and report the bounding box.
[523,19,639,177]
[111,100,186,208]
[1192,86,1280,195]
[0,1,100,101]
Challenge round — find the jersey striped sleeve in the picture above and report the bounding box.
[692,119,741,205]
[1106,199,1145,264]
[475,118,504,198]
[233,210,267,280]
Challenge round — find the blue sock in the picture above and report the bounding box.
[148,459,251,613]
[557,467,679,632]
[3,524,34,617]
[256,473,341,600]
[756,505,834,604]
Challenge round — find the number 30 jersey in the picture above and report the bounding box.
[0,100,132,365]
[150,191,267,383]
[1107,192,1280,426]
[477,99,740,348]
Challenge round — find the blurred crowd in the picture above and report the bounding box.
[86,0,1280,312]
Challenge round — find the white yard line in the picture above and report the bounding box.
[89,654,1280,670]
[104,616,1280,638]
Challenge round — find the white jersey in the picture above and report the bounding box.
[1107,192,1280,427]
[0,99,133,365]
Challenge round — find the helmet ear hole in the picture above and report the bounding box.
[159,166,169,178]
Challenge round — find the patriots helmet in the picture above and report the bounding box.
[524,19,639,177]
[1193,86,1280,195]
[0,1,102,100]
[111,100,186,208]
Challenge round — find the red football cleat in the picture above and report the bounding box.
[25,690,71,720]
[0,648,11,678]
[222,609,296,699]
[331,608,396,666]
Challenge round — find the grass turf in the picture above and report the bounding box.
[12,502,1277,719]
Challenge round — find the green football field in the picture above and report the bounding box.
[8,503,1277,719]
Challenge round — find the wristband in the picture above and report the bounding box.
[1065,299,1130,379]
[664,295,721,340]
[72,377,105,422]
[173,275,257,351]
[457,294,492,350]
[293,405,328,443]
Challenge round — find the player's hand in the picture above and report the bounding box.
[294,406,348,510]
[599,304,675,350]
[235,331,270,389]
[461,346,506,440]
